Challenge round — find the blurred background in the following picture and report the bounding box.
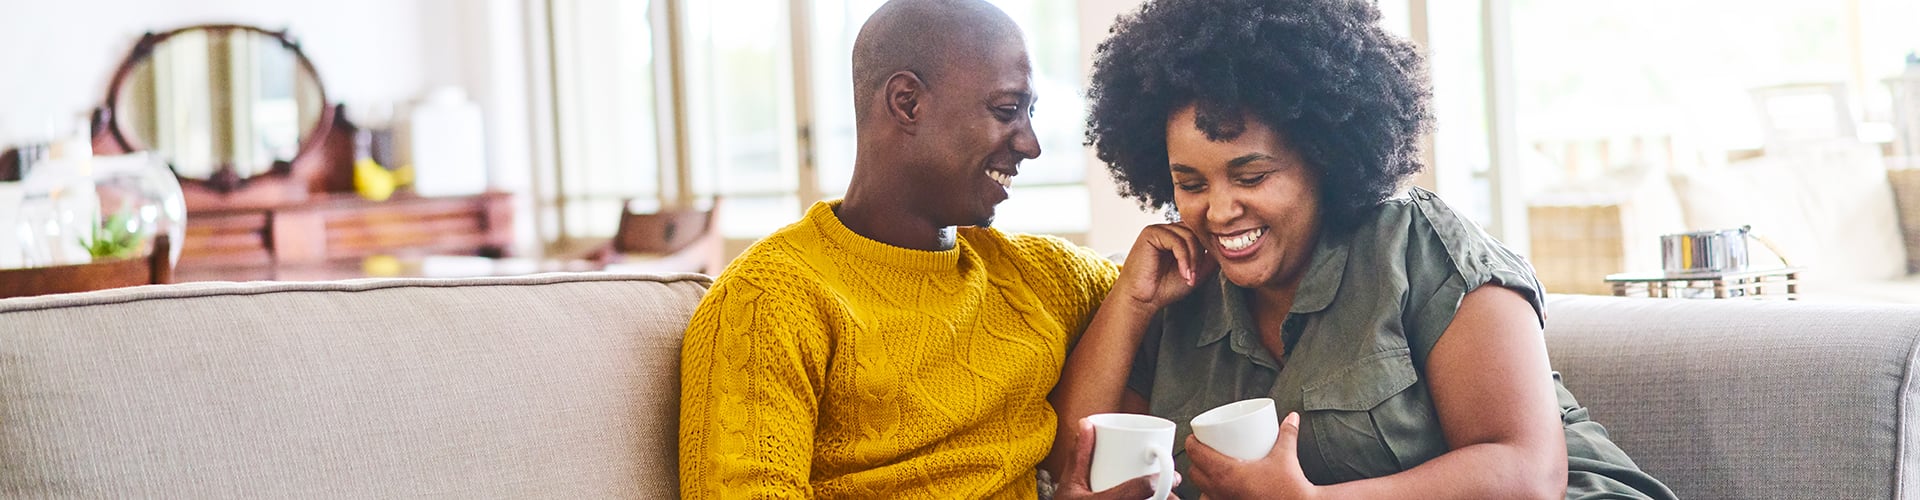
[2,0,1917,301]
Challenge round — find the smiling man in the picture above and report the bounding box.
[675,0,1119,498]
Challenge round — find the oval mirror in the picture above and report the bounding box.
[103,25,328,190]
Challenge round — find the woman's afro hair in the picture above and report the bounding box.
[1086,0,1434,231]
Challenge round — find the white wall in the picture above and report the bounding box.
[1078,0,1162,257]
[1,0,444,133]
[0,0,540,251]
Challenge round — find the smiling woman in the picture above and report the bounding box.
[1049,0,1677,498]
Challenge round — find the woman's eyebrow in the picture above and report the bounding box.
[1226,153,1275,169]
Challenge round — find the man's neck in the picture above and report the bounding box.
[838,189,957,251]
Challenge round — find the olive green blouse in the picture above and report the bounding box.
[1125,188,1675,499]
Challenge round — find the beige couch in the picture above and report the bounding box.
[3,274,1919,498]
[0,274,709,497]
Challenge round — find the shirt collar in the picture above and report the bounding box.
[1190,232,1351,356]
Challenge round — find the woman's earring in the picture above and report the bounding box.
[1162,204,1181,223]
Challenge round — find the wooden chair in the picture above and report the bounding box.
[594,198,725,275]
[0,235,173,299]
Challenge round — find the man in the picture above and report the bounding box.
[677,0,1118,497]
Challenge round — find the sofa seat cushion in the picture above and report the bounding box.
[0,273,710,497]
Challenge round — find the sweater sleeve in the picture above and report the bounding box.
[679,275,832,499]
[1008,234,1121,345]
[1065,246,1121,344]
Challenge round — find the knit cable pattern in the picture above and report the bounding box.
[679,201,1117,499]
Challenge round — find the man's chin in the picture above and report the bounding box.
[961,203,998,229]
[962,211,996,228]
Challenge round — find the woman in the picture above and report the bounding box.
[1045,0,1675,498]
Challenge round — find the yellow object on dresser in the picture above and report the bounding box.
[678,200,1117,499]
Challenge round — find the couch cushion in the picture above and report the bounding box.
[1669,141,1908,286]
[1544,294,1920,500]
[0,273,710,497]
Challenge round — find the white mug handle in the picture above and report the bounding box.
[1149,447,1174,500]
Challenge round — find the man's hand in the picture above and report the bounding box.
[1184,412,1319,500]
[1115,223,1216,314]
[1054,418,1182,500]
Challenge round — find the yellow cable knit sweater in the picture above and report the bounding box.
[679,200,1118,499]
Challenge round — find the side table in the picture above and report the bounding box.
[1604,267,1803,300]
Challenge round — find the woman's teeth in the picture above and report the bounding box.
[1218,228,1266,251]
[987,170,1012,188]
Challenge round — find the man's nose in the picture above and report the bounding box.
[1011,121,1041,160]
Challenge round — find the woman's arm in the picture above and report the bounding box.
[1043,223,1214,479]
[1186,285,1566,500]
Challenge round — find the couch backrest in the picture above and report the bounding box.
[0,273,710,498]
[1545,294,1920,500]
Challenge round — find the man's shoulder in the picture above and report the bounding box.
[960,228,1119,295]
[708,225,833,297]
[963,228,1109,266]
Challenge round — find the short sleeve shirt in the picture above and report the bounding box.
[1126,188,1673,499]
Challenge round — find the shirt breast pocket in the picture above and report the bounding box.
[1299,348,1421,483]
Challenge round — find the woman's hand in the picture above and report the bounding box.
[1054,418,1182,500]
[1114,223,1217,313]
[1185,412,1320,500]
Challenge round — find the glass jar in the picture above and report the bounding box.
[89,153,186,266]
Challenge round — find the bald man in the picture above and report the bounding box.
[676,0,1119,497]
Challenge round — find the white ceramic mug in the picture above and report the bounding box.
[1086,413,1176,500]
[1190,398,1280,461]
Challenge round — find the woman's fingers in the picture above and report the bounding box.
[1154,229,1196,286]
[1160,224,1214,287]
[1063,418,1097,488]
[1119,223,1217,308]
[1150,223,1209,286]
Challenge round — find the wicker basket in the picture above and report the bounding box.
[1891,168,1920,274]
[1528,203,1629,296]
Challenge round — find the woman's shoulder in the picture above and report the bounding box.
[1342,189,1544,327]
[1354,188,1538,292]
[1352,189,1547,366]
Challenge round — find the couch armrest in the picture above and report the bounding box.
[1544,294,1920,500]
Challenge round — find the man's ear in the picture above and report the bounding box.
[884,71,924,132]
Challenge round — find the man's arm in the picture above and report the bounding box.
[679,280,831,498]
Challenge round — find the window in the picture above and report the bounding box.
[1511,0,1920,177]
[805,0,1088,234]
[547,0,664,241]
[683,0,802,238]
[542,0,1087,247]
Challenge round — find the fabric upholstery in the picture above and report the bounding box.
[1544,294,1920,500]
[8,272,1919,498]
[0,273,710,498]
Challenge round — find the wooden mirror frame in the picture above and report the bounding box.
[93,24,340,206]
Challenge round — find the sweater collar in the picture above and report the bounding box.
[809,199,963,272]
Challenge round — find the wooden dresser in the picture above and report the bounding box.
[180,191,514,274]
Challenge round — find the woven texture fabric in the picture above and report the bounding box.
[1890,168,1920,274]
[678,200,1118,499]
[1544,294,1920,500]
[0,273,711,498]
